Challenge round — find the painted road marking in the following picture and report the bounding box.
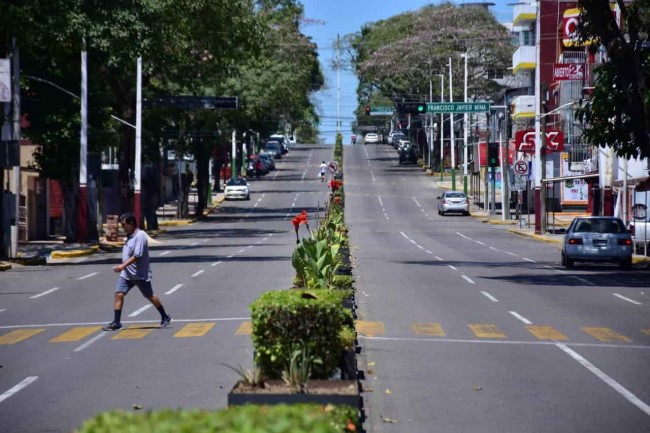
[74,332,107,352]
[510,311,533,325]
[468,324,507,339]
[526,325,568,341]
[165,284,183,295]
[582,327,632,343]
[461,275,475,284]
[111,325,156,340]
[236,321,252,335]
[356,320,385,337]
[159,251,170,256]
[481,291,499,302]
[30,287,60,299]
[191,270,205,278]
[49,326,102,342]
[0,329,45,345]
[174,323,215,338]
[412,322,445,336]
[128,304,152,317]
[613,293,642,305]
[77,272,98,280]
[641,329,650,336]
[0,377,38,404]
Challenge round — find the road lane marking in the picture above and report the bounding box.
[30,287,60,299]
[0,316,249,330]
[642,329,650,336]
[77,272,98,280]
[613,293,642,305]
[49,326,102,342]
[190,242,199,246]
[489,246,499,251]
[159,251,170,256]
[510,311,532,325]
[174,323,215,338]
[461,275,475,284]
[73,332,107,352]
[582,327,632,343]
[210,261,222,267]
[412,322,445,336]
[412,197,421,208]
[468,324,507,339]
[570,276,595,286]
[356,320,385,337]
[556,343,650,417]
[475,241,486,246]
[111,325,156,340]
[523,257,535,263]
[378,196,384,207]
[0,377,38,403]
[236,321,252,335]
[447,265,457,271]
[0,329,45,345]
[165,284,184,295]
[456,232,471,240]
[505,251,518,256]
[526,326,568,341]
[128,304,153,317]
[481,291,499,302]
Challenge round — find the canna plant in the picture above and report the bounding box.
[291,237,341,289]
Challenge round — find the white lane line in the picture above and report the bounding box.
[435,256,443,261]
[489,246,500,251]
[425,250,433,255]
[505,251,518,256]
[0,317,251,330]
[409,239,417,245]
[165,284,184,295]
[128,304,152,317]
[456,232,471,240]
[384,213,389,220]
[510,311,533,325]
[246,245,253,249]
[0,309,5,313]
[191,270,205,278]
[73,332,107,352]
[159,251,170,256]
[210,260,223,267]
[301,169,307,182]
[0,377,38,403]
[570,276,596,286]
[523,257,536,263]
[77,272,98,280]
[400,231,409,240]
[378,196,384,207]
[613,293,642,305]
[227,254,234,259]
[556,343,650,417]
[475,241,486,246]
[237,248,246,253]
[190,242,199,246]
[413,197,421,208]
[461,275,475,284]
[447,265,458,271]
[30,287,60,299]
[263,237,269,242]
[202,239,209,243]
[481,291,499,302]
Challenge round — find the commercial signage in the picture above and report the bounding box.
[553,63,586,81]
[427,102,490,114]
[514,129,565,153]
[0,59,11,102]
[562,6,620,47]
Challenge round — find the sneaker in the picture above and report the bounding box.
[159,316,172,328]
[103,322,122,331]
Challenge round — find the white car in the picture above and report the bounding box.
[224,177,250,200]
[364,133,379,145]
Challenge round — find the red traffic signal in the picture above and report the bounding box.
[365,105,371,115]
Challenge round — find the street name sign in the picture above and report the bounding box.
[370,106,393,116]
[426,102,490,113]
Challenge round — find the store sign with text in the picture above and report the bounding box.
[553,63,585,81]
[514,129,565,153]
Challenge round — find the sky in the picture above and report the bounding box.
[300,0,514,144]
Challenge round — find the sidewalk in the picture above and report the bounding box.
[0,192,225,270]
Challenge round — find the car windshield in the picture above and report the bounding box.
[445,192,466,198]
[227,178,247,186]
[573,218,626,234]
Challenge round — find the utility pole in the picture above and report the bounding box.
[533,0,543,234]
[11,38,19,257]
[438,74,444,181]
[231,130,236,180]
[463,52,469,195]
[448,57,456,191]
[502,101,511,221]
[78,43,88,242]
[134,56,143,226]
[336,34,341,137]
[540,89,547,234]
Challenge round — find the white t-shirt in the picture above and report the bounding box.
[319,163,327,174]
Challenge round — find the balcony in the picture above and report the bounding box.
[511,95,536,120]
[512,46,536,74]
[513,3,536,26]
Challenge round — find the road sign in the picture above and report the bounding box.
[370,106,393,116]
[328,161,339,173]
[426,102,490,114]
[514,160,529,175]
[144,96,238,109]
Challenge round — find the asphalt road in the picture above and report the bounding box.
[1,143,649,433]
[347,144,650,432]
[0,145,333,433]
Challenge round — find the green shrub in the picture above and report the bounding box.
[251,289,353,379]
[332,275,354,290]
[75,404,359,433]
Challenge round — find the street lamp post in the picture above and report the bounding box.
[462,52,469,195]
[533,0,543,234]
[448,57,456,191]
[437,74,444,181]
[78,44,88,242]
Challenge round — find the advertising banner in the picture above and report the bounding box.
[0,59,11,102]
[561,153,589,204]
[553,63,586,81]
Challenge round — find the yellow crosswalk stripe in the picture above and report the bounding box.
[412,322,445,336]
[641,329,650,336]
[582,327,632,343]
[111,325,156,340]
[0,328,46,345]
[468,324,507,339]
[174,323,214,338]
[526,325,568,341]
[235,321,252,335]
[356,320,385,336]
[49,326,102,342]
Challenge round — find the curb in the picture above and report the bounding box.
[0,261,11,271]
[50,245,100,259]
[507,228,562,244]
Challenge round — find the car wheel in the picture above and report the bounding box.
[619,257,632,269]
[562,252,573,268]
[440,211,445,216]
[246,194,251,201]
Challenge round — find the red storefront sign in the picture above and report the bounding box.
[514,129,565,153]
[553,63,585,81]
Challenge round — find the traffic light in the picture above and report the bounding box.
[487,142,499,167]
[365,105,371,115]
[398,102,427,115]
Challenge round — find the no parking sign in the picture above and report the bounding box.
[328,161,338,173]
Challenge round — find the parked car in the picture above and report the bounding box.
[258,153,275,171]
[398,142,418,165]
[269,134,289,154]
[561,216,633,268]
[224,177,250,200]
[437,191,470,216]
[392,133,408,149]
[364,133,379,145]
[262,141,283,159]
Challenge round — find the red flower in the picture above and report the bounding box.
[329,179,343,192]
[292,210,309,229]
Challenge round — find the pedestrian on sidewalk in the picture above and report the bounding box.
[103,212,171,331]
[319,161,327,182]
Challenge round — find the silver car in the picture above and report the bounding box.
[437,191,470,216]
[561,217,633,268]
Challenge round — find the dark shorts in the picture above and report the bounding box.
[115,277,154,297]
